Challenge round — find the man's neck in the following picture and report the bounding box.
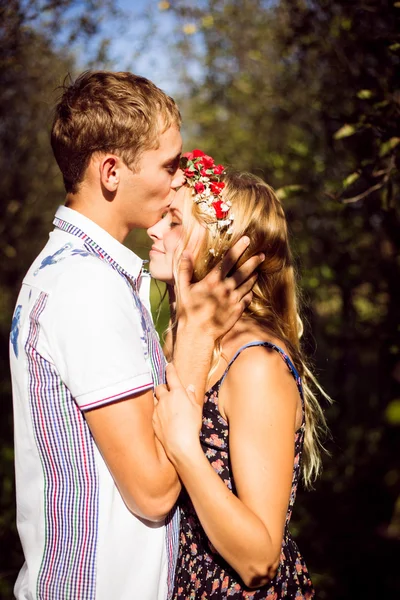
[66,194,129,243]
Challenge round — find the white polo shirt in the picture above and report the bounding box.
[10,206,175,600]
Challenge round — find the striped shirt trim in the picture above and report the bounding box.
[53,217,135,281]
[26,292,99,599]
[166,506,180,598]
[80,381,154,410]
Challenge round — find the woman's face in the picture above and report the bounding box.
[147,186,206,285]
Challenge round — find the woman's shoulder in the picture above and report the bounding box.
[221,321,293,374]
[225,339,293,384]
[218,324,302,426]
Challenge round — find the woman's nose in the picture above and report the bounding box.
[147,223,161,241]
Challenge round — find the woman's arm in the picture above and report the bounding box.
[153,346,299,588]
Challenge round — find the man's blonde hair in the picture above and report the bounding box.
[51,71,181,194]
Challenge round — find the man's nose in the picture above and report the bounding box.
[171,168,185,189]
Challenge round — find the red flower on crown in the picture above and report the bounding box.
[212,199,230,220]
[183,149,205,161]
[180,149,233,235]
[200,154,215,169]
[210,181,225,195]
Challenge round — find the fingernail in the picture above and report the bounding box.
[259,253,265,261]
[187,384,195,393]
[242,236,250,246]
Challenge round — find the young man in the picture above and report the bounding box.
[9,71,261,600]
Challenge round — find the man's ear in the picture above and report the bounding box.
[99,155,121,192]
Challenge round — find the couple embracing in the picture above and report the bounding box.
[10,71,324,599]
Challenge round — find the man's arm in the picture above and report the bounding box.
[84,388,179,521]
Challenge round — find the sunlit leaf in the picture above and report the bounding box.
[342,172,360,188]
[385,399,400,425]
[248,49,262,61]
[379,137,400,157]
[182,23,197,35]
[333,124,357,140]
[289,140,309,157]
[275,185,305,200]
[201,15,214,28]
[357,89,373,99]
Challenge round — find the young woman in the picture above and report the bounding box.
[148,150,328,599]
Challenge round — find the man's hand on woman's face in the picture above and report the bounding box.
[175,236,265,341]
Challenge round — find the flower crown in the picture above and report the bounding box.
[180,149,234,236]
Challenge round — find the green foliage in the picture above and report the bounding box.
[162,0,400,597]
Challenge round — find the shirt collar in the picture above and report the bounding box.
[53,206,143,281]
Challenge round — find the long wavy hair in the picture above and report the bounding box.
[171,170,330,487]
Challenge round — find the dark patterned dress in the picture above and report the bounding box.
[172,341,315,599]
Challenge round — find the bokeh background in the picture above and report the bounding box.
[1,1,399,598]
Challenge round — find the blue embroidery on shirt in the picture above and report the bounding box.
[33,244,96,276]
[10,305,22,358]
[34,243,73,275]
[71,248,93,258]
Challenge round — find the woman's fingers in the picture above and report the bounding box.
[154,383,168,401]
[228,253,265,290]
[236,273,258,301]
[176,251,194,294]
[155,364,188,401]
[214,236,250,280]
[164,362,183,390]
[240,290,254,311]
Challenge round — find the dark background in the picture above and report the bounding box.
[1,1,399,598]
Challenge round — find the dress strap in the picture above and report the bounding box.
[219,341,304,401]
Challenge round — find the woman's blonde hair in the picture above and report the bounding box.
[172,170,330,487]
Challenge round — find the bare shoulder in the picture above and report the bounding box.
[225,342,297,388]
[219,340,301,428]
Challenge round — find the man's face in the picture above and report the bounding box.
[120,125,184,230]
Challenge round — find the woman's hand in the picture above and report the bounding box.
[176,237,264,342]
[153,363,202,463]
[171,238,264,405]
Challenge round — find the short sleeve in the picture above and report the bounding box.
[47,258,153,411]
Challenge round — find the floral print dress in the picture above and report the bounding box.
[172,341,315,599]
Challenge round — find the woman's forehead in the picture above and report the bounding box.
[169,185,190,213]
